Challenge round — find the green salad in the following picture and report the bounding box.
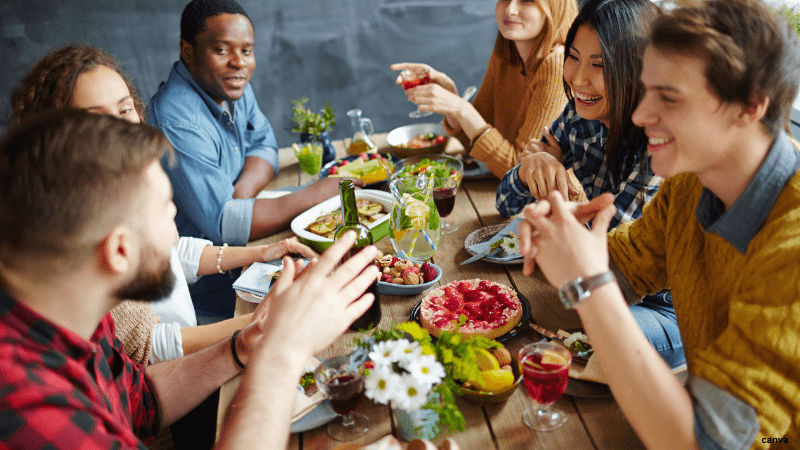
[395,158,459,188]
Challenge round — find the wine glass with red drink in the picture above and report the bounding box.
[432,156,463,234]
[518,341,572,431]
[400,67,433,118]
[314,355,369,441]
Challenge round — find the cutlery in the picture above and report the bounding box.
[529,323,592,364]
[460,246,501,265]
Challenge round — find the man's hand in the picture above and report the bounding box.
[519,192,616,280]
[238,231,379,363]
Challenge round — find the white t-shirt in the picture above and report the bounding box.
[149,236,212,363]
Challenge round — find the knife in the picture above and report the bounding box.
[460,246,501,265]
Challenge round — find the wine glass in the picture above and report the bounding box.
[432,156,463,234]
[293,142,323,175]
[314,355,369,441]
[400,67,433,118]
[518,341,572,431]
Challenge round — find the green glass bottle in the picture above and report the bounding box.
[333,179,382,331]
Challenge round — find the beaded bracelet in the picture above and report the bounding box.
[230,329,246,369]
[470,123,492,147]
[217,243,228,274]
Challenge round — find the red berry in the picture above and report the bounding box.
[434,135,446,144]
[421,262,437,283]
[365,360,374,369]
[381,273,392,283]
[391,257,400,266]
[329,166,339,175]
[340,160,350,166]
[359,153,368,160]
[370,153,381,160]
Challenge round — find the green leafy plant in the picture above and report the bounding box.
[291,96,336,136]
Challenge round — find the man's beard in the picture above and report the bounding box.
[113,240,175,302]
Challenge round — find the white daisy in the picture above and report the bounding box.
[369,340,400,367]
[392,374,430,411]
[391,340,422,366]
[500,233,519,255]
[364,366,401,405]
[405,354,445,388]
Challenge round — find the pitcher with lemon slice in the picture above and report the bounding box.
[389,175,441,260]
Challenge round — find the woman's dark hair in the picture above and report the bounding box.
[563,0,654,186]
[180,0,252,45]
[494,0,579,73]
[648,0,800,138]
[8,44,145,131]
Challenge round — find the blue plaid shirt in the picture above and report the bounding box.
[496,102,661,229]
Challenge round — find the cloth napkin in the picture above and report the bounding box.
[465,217,523,262]
[232,261,283,298]
[291,357,326,423]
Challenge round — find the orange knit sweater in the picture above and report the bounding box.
[445,47,568,178]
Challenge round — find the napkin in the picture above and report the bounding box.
[291,357,326,423]
[232,261,283,298]
[330,435,462,450]
[465,217,523,262]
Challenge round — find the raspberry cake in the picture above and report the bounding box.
[419,279,522,340]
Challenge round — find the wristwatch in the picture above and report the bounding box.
[559,271,616,309]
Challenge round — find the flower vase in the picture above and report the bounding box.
[300,131,336,167]
[393,405,439,442]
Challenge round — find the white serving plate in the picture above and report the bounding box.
[290,189,393,252]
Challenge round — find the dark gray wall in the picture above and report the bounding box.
[0,0,496,144]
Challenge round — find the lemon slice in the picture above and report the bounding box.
[475,348,500,371]
[540,351,569,368]
[480,369,515,392]
[405,200,429,229]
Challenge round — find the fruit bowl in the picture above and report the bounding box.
[457,356,523,406]
[375,251,442,296]
[386,123,449,159]
[319,153,399,189]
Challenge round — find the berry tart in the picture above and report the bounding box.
[419,279,522,340]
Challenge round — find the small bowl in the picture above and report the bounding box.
[319,153,399,189]
[377,252,442,296]
[386,123,449,159]
[457,356,523,406]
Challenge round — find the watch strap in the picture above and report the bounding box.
[559,270,616,309]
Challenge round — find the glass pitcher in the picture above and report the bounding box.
[389,175,441,261]
[347,109,376,155]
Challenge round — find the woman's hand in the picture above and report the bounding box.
[390,63,457,94]
[517,128,563,163]
[518,193,615,279]
[256,237,318,262]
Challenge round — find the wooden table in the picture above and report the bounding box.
[216,134,645,450]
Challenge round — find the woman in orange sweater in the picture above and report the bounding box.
[392,0,578,178]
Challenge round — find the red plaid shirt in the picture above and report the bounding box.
[0,290,160,449]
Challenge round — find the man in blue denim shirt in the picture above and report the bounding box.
[148,0,350,321]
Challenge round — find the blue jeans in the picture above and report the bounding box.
[631,290,685,368]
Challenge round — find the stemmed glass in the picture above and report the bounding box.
[314,355,369,441]
[432,156,463,234]
[400,67,433,118]
[518,342,572,431]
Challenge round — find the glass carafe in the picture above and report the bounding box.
[388,175,441,261]
[347,109,376,155]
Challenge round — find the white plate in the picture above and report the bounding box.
[290,189,393,245]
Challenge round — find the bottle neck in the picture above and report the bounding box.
[334,180,373,249]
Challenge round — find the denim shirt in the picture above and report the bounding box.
[496,102,661,229]
[147,60,279,245]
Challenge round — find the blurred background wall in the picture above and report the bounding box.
[0,0,497,144]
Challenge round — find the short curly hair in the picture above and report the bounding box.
[180,0,252,45]
[8,44,145,131]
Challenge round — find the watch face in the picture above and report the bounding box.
[558,284,581,309]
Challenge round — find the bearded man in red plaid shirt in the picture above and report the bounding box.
[0,110,380,449]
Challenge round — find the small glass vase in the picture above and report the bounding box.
[393,405,439,442]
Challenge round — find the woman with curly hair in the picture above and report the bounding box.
[9,44,146,129]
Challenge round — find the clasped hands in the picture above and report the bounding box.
[516,128,582,202]
[518,192,616,291]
